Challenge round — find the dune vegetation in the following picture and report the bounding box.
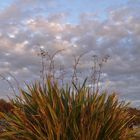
[0,78,138,140]
[0,49,139,140]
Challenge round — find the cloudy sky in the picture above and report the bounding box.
[0,0,140,106]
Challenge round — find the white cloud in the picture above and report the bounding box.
[0,1,140,105]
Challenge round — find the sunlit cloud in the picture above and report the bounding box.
[0,0,140,106]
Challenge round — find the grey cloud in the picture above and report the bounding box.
[0,1,140,106]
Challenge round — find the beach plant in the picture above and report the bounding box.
[0,49,138,139]
[0,78,137,140]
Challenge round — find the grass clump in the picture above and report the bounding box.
[0,79,136,140]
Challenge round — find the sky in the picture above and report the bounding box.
[0,0,140,107]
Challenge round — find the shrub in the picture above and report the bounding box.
[0,99,13,114]
[0,79,136,140]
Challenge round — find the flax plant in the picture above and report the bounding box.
[0,49,138,139]
[0,78,136,140]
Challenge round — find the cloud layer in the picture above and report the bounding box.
[0,0,140,106]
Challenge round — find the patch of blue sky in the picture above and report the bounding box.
[45,0,130,23]
[0,0,14,10]
[0,0,130,24]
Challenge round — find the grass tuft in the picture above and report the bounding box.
[0,79,137,140]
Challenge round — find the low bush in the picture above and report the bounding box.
[0,79,137,140]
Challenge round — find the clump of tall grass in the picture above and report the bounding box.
[0,78,136,140]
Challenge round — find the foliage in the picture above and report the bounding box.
[0,99,13,114]
[128,108,140,126]
[0,79,137,140]
[0,49,139,139]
